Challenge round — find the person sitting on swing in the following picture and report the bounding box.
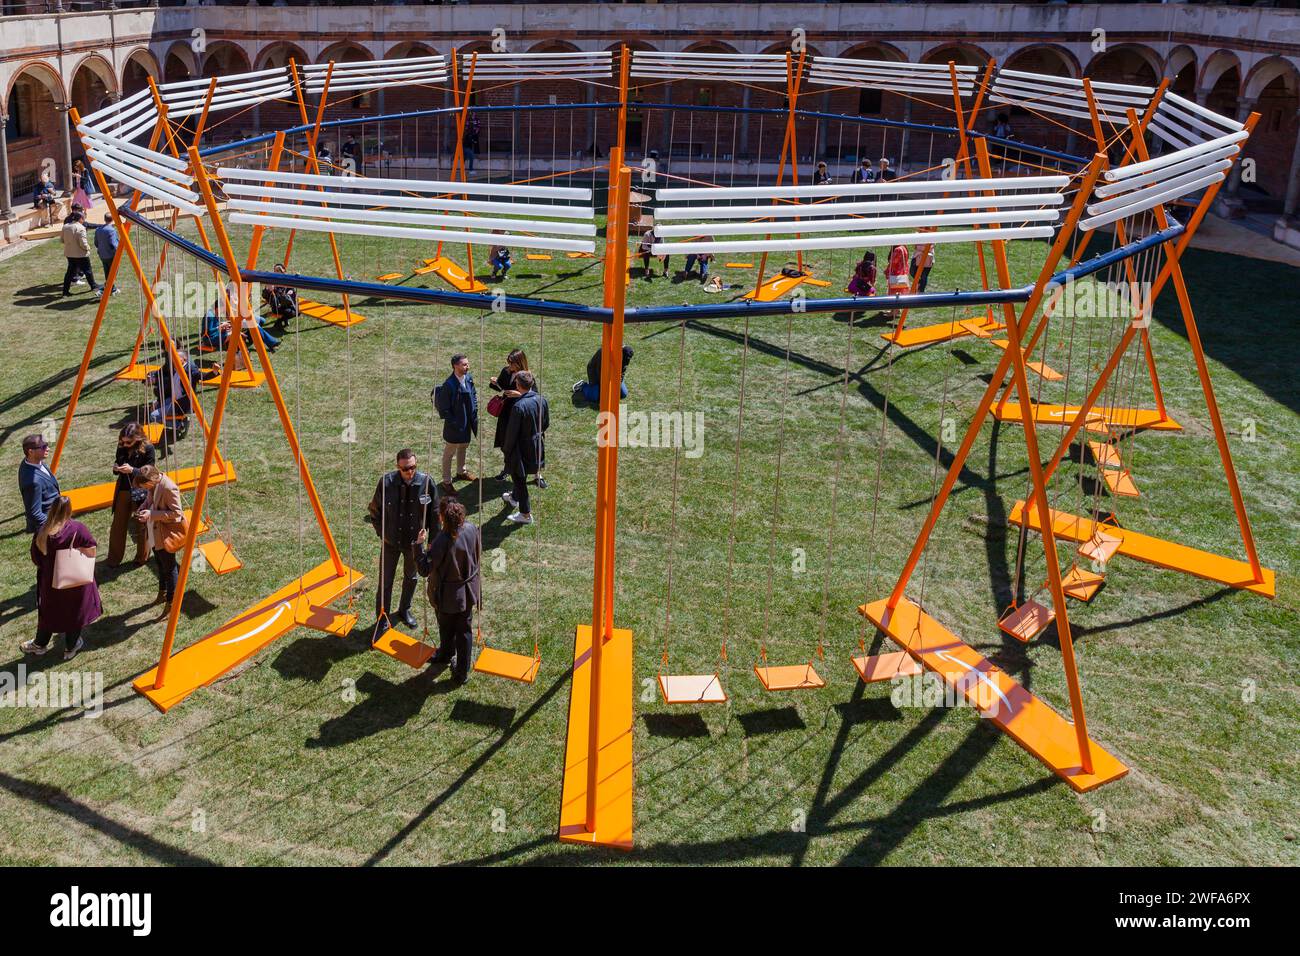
[416,497,481,684]
[261,263,299,324]
[847,250,876,298]
[203,298,280,352]
[147,340,199,434]
[638,227,668,280]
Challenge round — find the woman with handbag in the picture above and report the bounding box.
[20,496,100,661]
[488,349,528,481]
[106,423,155,567]
[132,465,185,606]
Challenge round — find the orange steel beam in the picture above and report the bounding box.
[974,136,1092,772]
[995,78,1169,415]
[884,151,1107,612]
[438,50,478,276]
[244,131,287,270]
[587,147,631,830]
[615,45,630,156]
[753,49,807,289]
[67,111,220,468]
[285,60,356,325]
[51,116,167,474]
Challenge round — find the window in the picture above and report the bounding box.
[858,88,882,116]
[696,86,712,107]
[5,89,21,140]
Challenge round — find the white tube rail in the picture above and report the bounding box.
[220,182,594,220]
[656,192,1064,221]
[226,198,597,236]
[654,208,1060,237]
[651,226,1054,256]
[656,175,1070,202]
[217,166,591,201]
[228,212,596,253]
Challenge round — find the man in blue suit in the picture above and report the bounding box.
[19,434,61,534]
[432,353,478,497]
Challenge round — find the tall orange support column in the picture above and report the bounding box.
[559,139,635,849]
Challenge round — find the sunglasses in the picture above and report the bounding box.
[398,464,417,473]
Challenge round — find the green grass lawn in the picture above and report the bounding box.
[0,215,1296,866]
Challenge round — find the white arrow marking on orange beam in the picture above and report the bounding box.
[933,647,1012,712]
[218,601,291,646]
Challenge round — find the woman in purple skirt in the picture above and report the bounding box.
[21,495,101,661]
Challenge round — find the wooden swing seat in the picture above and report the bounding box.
[883,316,1001,348]
[1102,469,1141,498]
[474,645,541,683]
[741,272,809,302]
[142,423,165,445]
[295,603,358,637]
[1077,526,1124,565]
[754,661,825,691]
[298,299,366,328]
[525,253,553,261]
[65,461,238,515]
[803,277,832,288]
[566,251,596,259]
[1059,566,1105,602]
[1087,440,1122,468]
[725,262,753,269]
[115,363,160,382]
[373,625,437,669]
[183,509,209,535]
[195,538,242,575]
[658,673,727,704]
[201,367,265,389]
[421,255,488,293]
[852,650,922,683]
[961,318,997,339]
[998,599,1055,643]
[1010,501,1276,598]
[375,272,405,283]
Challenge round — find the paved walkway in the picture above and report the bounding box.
[1187,212,1300,268]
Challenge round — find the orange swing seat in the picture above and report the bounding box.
[852,649,922,683]
[658,672,727,704]
[474,641,541,684]
[998,599,1055,643]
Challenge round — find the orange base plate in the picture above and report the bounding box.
[860,597,1129,792]
[131,559,363,712]
[993,402,1180,431]
[741,272,809,302]
[422,256,488,293]
[1010,502,1275,597]
[298,299,366,327]
[883,315,999,348]
[65,461,237,515]
[754,661,825,691]
[559,625,634,850]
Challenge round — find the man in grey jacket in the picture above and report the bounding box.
[93,214,119,295]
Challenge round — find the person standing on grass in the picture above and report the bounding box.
[20,433,61,535]
[368,448,437,635]
[910,234,936,294]
[490,349,529,481]
[500,370,548,526]
[432,353,478,496]
[94,214,119,295]
[61,210,101,297]
[417,497,481,684]
[132,465,183,608]
[106,423,154,568]
[20,496,99,662]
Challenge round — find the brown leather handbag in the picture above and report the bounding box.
[157,515,189,553]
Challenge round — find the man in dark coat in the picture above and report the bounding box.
[19,434,61,534]
[367,448,437,633]
[501,371,549,525]
[417,499,481,683]
[432,353,478,496]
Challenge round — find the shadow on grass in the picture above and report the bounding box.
[643,711,710,738]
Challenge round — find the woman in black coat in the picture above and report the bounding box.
[489,348,528,480]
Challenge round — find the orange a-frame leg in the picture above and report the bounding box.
[559,146,634,851]
[424,51,487,294]
[59,110,236,515]
[745,50,809,301]
[992,79,1175,428]
[864,149,1129,791]
[132,148,363,713]
[1011,110,1273,597]
[886,59,1000,347]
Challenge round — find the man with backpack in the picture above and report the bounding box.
[432,353,478,496]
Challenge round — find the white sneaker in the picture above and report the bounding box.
[501,492,517,508]
[507,511,534,524]
[19,639,50,656]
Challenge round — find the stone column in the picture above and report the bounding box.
[1224,98,1256,197]
[1281,109,1300,219]
[0,115,13,221]
[59,102,74,196]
